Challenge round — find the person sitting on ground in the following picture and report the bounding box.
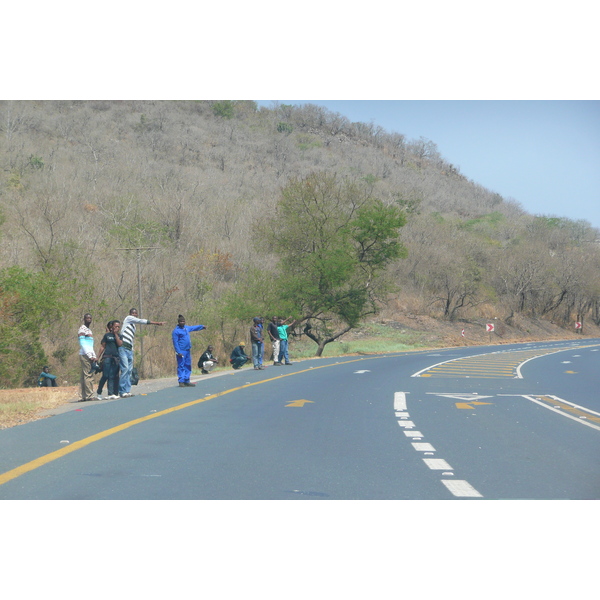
[230,342,249,369]
[198,345,219,374]
[38,366,58,387]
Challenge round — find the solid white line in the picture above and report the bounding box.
[441,479,483,497]
[394,392,407,411]
[411,356,468,377]
[546,395,600,417]
[523,396,600,432]
[423,458,453,470]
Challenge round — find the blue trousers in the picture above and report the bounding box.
[176,350,192,382]
[118,347,134,395]
[278,339,290,364]
[252,341,263,368]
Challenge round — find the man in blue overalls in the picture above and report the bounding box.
[172,315,206,387]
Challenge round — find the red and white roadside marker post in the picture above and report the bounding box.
[575,321,583,335]
[486,322,494,343]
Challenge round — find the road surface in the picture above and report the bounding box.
[1,339,598,499]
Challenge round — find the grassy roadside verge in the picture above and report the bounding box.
[0,386,79,430]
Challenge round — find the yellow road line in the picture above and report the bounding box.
[0,356,376,487]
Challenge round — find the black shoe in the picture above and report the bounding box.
[201,369,208,374]
[179,382,186,387]
[284,362,293,365]
[184,381,196,387]
[274,362,283,366]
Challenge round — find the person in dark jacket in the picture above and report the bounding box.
[230,342,249,369]
[250,317,264,370]
[96,320,123,399]
[198,345,219,374]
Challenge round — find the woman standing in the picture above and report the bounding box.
[97,320,123,399]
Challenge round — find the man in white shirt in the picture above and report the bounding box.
[78,313,98,402]
[118,308,165,397]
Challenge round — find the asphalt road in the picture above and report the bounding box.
[1,338,598,499]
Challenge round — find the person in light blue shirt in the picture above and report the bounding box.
[172,315,206,387]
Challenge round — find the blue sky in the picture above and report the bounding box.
[258,101,600,230]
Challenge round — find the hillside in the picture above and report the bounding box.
[1,100,599,387]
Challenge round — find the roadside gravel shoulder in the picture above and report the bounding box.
[39,368,240,417]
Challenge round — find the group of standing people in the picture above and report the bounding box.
[78,309,165,402]
[77,311,299,402]
[249,316,297,370]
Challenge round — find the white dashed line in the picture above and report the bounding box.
[403,431,424,437]
[423,458,453,470]
[395,392,483,498]
[441,479,483,497]
[412,443,436,452]
[394,392,407,412]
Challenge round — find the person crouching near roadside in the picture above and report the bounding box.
[198,345,218,374]
[230,342,249,369]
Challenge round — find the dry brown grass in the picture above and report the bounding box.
[0,386,78,429]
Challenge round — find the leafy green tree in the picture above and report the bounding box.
[212,101,235,119]
[0,267,66,387]
[255,172,407,355]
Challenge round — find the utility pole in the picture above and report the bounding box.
[117,246,160,377]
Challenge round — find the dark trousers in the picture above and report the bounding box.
[102,356,120,397]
